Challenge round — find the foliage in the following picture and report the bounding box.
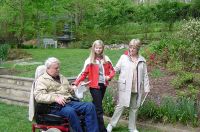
[149,68,165,78]
[146,19,200,72]
[19,44,38,49]
[171,72,193,89]
[135,5,155,40]
[171,71,200,99]
[0,44,10,61]
[7,49,31,60]
[92,0,134,28]
[102,88,115,116]
[177,19,200,70]
[191,0,200,18]
[154,1,187,31]
[0,0,198,45]
[138,100,160,120]
[166,60,184,73]
[139,96,199,126]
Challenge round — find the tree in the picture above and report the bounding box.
[0,0,35,46]
[135,5,155,40]
[155,1,180,31]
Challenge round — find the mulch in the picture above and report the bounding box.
[148,67,177,104]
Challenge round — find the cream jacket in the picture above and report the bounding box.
[115,54,150,107]
[34,72,72,104]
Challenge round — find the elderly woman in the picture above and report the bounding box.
[107,39,150,132]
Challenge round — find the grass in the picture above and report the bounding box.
[0,102,32,132]
[0,102,160,132]
[0,49,125,78]
[149,68,165,78]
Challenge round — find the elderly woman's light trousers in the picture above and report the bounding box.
[109,93,138,131]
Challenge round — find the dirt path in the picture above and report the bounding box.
[148,69,177,104]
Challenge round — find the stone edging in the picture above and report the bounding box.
[104,116,200,132]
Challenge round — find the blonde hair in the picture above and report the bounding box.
[129,39,141,55]
[89,40,106,64]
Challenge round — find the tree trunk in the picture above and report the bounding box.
[18,0,25,47]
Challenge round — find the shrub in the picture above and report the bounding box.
[177,19,200,70]
[176,97,198,126]
[0,44,10,61]
[19,44,37,49]
[171,71,200,100]
[139,96,199,126]
[166,60,184,73]
[171,72,193,89]
[159,97,178,123]
[102,88,115,116]
[138,100,160,121]
[7,49,31,60]
[193,73,200,86]
[144,19,200,71]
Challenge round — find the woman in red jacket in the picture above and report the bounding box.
[73,40,115,132]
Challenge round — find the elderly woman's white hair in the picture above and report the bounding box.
[45,57,60,68]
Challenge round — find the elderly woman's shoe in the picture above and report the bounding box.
[106,124,113,132]
[129,129,139,132]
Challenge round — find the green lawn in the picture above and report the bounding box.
[0,102,160,132]
[1,49,125,78]
[0,103,32,132]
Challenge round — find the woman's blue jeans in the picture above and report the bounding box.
[50,101,99,132]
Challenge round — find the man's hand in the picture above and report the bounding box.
[55,96,67,106]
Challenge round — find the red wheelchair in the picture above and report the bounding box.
[32,101,86,132]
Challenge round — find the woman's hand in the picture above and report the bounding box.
[70,84,77,90]
[105,76,110,81]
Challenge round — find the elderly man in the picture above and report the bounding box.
[34,57,99,132]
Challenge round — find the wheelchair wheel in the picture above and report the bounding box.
[46,128,62,132]
[38,128,62,132]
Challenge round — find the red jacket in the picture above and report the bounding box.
[74,56,115,89]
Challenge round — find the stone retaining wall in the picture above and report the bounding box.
[0,75,75,106]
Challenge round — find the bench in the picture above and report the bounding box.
[43,38,57,48]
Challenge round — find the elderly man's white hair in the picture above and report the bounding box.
[45,57,60,68]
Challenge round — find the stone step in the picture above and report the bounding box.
[0,94,28,104]
[0,75,33,87]
[0,83,31,92]
[0,88,30,99]
[0,83,30,101]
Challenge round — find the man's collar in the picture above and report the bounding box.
[43,72,56,80]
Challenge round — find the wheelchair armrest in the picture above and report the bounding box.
[69,96,80,102]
